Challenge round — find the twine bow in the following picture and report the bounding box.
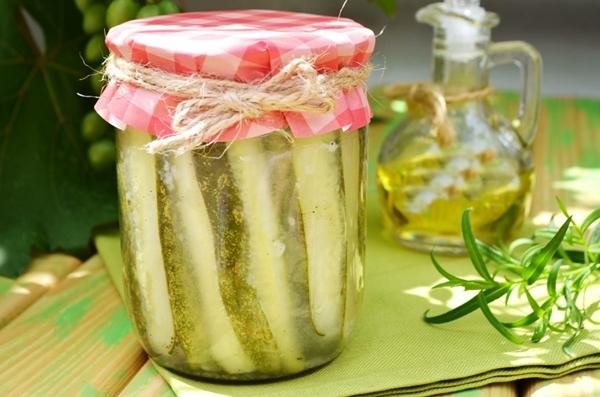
[383,82,493,146]
[104,55,372,154]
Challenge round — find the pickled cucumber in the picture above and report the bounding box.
[340,130,363,340]
[262,132,326,354]
[292,132,347,339]
[194,149,281,374]
[116,129,175,357]
[156,157,217,371]
[227,137,305,373]
[160,152,255,374]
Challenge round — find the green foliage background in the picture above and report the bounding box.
[0,0,118,277]
[369,0,396,17]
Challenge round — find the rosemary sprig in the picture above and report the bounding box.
[424,200,600,355]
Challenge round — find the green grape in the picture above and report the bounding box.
[89,73,104,94]
[83,4,106,34]
[106,0,141,28]
[157,0,179,14]
[74,0,94,12]
[81,112,109,142]
[137,4,161,19]
[84,34,106,64]
[88,139,116,171]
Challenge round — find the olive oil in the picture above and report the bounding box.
[377,143,533,252]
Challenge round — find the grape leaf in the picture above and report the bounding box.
[369,0,397,17]
[0,0,117,277]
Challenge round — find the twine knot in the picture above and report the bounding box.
[104,54,371,155]
[383,82,494,146]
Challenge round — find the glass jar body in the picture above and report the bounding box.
[116,127,367,380]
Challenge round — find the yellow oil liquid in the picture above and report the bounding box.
[377,147,533,254]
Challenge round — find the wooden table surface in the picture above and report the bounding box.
[0,94,598,397]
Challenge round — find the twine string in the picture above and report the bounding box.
[383,82,494,146]
[104,54,372,154]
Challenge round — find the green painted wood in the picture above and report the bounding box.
[0,276,14,296]
[0,254,80,329]
[491,94,600,214]
[0,256,146,396]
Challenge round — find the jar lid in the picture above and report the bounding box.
[95,10,375,143]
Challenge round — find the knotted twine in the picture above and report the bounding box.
[383,82,494,146]
[103,54,372,155]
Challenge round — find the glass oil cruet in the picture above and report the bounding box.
[377,0,542,254]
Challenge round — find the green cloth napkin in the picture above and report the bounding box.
[95,194,600,397]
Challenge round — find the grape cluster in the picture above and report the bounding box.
[77,0,180,171]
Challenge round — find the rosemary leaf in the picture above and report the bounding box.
[423,203,600,354]
[430,252,496,290]
[424,286,509,324]
[462,210,495,282]
[547,259,563,298]
[477,293,525,344]
[556,196,570,218]
[531,318,547,343]
[524,288,545,318]
[526,217,571,284]
[508,238,534,255]
[563,327,584,357]
[478,242,520,267]
[503,311,539,328]
[582,208,600,232]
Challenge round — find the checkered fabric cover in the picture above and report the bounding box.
[95,9,375,141]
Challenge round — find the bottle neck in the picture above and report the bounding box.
[431,28,490,94]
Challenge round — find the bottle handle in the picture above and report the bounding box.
[488,41,542,147]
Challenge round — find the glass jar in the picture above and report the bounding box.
[116,126,367,379]
[377,0,541,254]
[97,9,374,380]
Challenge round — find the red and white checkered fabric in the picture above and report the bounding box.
[95,9,375,141]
